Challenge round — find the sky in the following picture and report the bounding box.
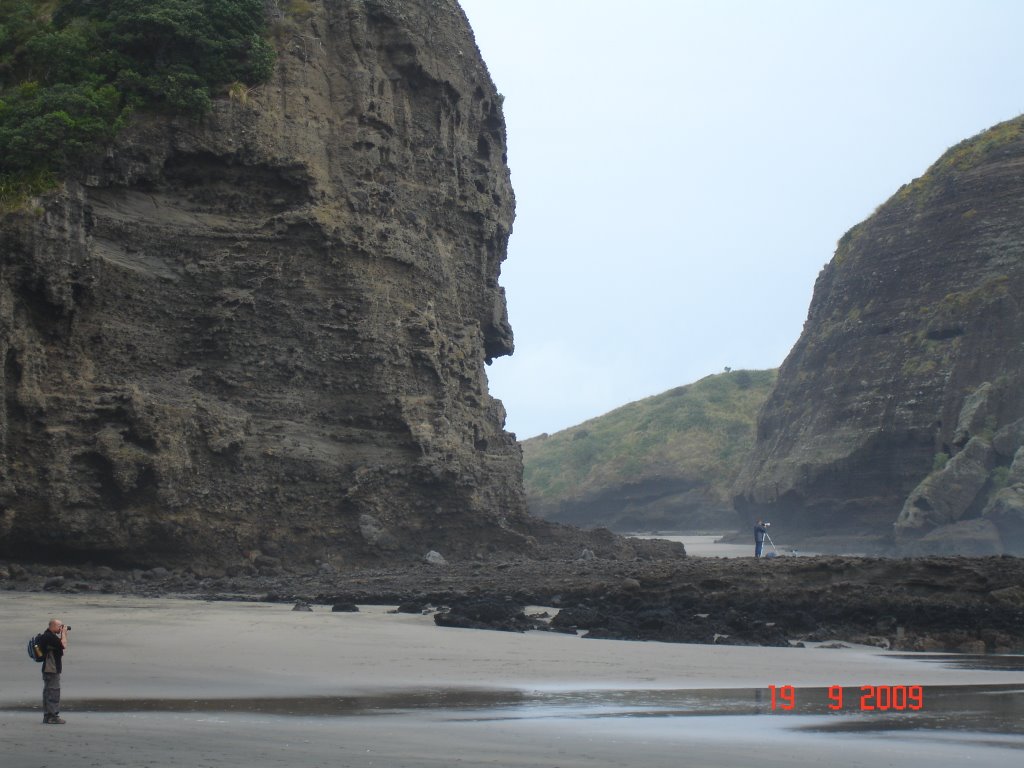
[458,0,1024,440]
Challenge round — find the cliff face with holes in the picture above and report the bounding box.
[734,117,1024,554]
[0,0,531,568]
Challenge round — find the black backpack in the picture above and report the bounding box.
[27,634,45,663]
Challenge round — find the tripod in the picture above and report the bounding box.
[763,531,779,555]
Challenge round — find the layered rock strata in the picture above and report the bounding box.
[0,1,528,567]
[734,117,1024,553]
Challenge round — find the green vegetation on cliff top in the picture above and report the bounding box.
[0,0,275,206]
[522,369,777,505]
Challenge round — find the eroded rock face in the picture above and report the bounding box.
[895,436,995,535]
[0,1,528,567]
[734,117,1024,552]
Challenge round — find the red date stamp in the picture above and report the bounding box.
[769,684,924,711]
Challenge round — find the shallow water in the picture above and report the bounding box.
[888,653,1024,672]
[5,682,1021,738]
[628,533,753,557]
[629,533,816,557]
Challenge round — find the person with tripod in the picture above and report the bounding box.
[754,520,769,558]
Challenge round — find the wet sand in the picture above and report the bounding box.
[627,533,751,558]
[632,533,826,558]
[2,593,1022,767]
[634,534,762,557]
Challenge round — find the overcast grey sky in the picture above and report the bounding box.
[459,0,1024,439]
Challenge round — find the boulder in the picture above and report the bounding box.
[993,419,1024,459]
[895,437,995,537]
[423,550,448,567]
[434,597,542,633]
[989,586,1024,607]
[905,519,1004,556]
[983,485,1024,555]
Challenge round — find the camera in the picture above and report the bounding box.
[763,522,770,527]
[64,625,71,631]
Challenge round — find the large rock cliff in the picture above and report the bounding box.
[0,0,530,567]
[734,117,1024,554]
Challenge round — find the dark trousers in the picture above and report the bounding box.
[755,539,764,558]
[43,672,61,716]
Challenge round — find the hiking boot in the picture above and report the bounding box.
[44,715,66,724]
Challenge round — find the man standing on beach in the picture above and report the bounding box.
[754,520,767,558]
[38,618,69,724]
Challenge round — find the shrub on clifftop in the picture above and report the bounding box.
[0,0,274,203]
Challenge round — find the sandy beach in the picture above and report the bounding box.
[2,592,1022,767]
[636,534,769,558]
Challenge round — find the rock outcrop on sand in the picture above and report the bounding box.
[3,549,1020,654]
[734,117,1024,554]
[0,1,529,567]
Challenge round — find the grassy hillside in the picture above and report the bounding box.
[522,369,777,529]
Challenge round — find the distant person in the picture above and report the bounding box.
[38,618,69,724]
[754,520,768,558]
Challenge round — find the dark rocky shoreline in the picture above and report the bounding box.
[5,544,1022,655]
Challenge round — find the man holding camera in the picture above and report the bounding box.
[754,520,769,558]
[38,618,69,724]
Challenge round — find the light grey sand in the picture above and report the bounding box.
[2,593,1022,767]
[631,534,822,557]
[636,534,756,557]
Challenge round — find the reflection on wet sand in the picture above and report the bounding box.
[888,653,1024,672]
[3,683,1021,738]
